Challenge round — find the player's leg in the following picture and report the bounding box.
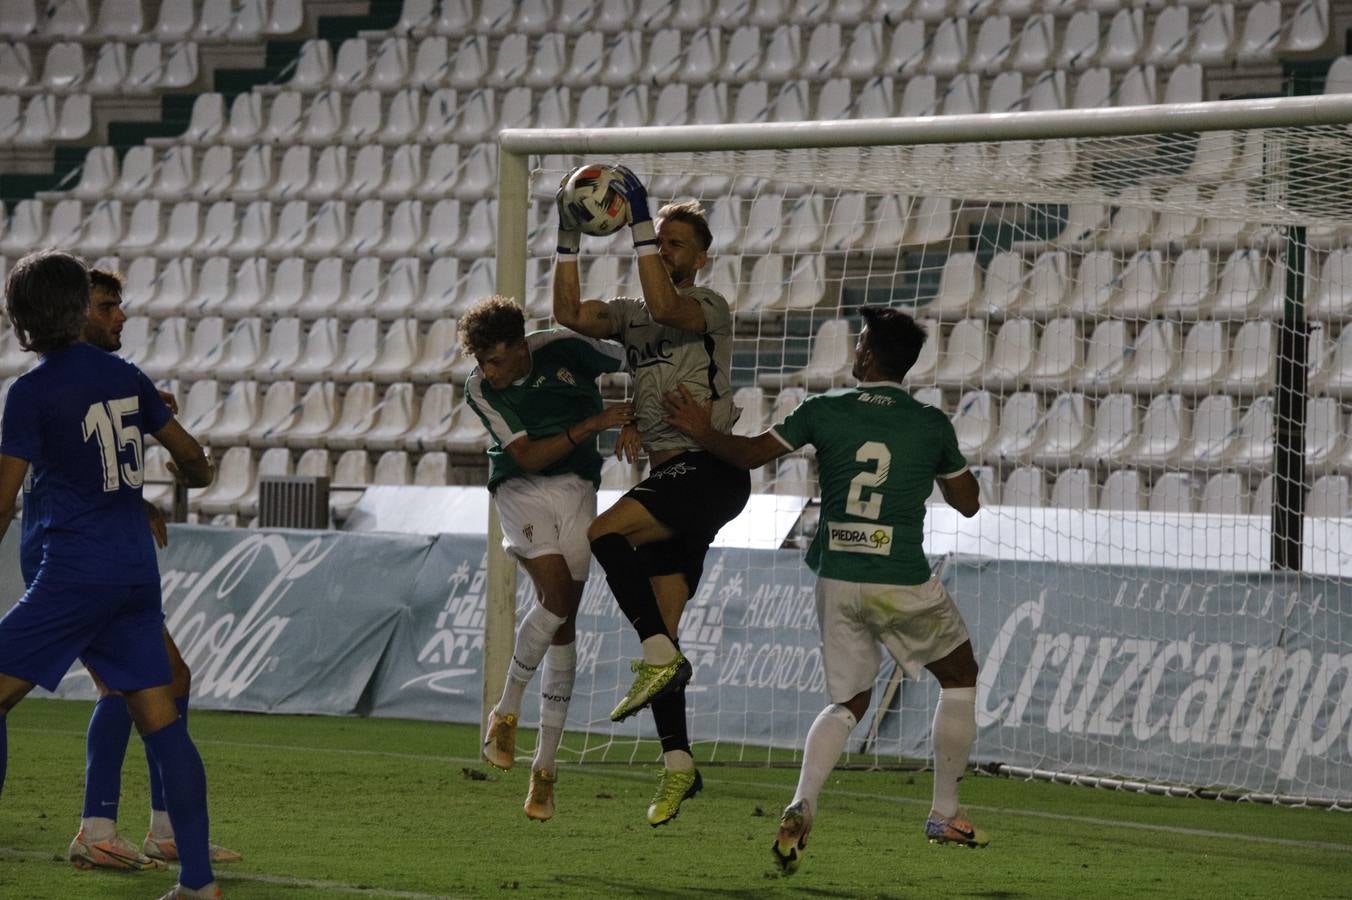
[644,572,703,827]
[485,552,574,769]
[84,584,218,897]
[872,576,985,847]
[142,632,242,865]
[0,672,37,799]
[0,579,166,872]
[523,476,593,820]
[774,578,880,874]
[588,496,679,653]
[124,684,217,897]
[922,639,986,848]
[71,665,164,871]
[484,476,587,772]
[596,453,750,722]
[523,582,581,822]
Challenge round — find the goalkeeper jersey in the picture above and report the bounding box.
[605,286,735,452]
[465,328,625,491]
[770,381,968,586]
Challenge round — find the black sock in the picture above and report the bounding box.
[652,685,690,755]
[590,533,666,642]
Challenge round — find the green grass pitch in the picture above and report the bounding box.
[1,699,1349,899]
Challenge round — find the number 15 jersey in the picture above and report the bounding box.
[0,342,172,585]
[770,381,967,587]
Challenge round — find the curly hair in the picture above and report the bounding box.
[458,295,526,358]
[657,199,713,252]
[6,249,89,354]
[859,306,927,381]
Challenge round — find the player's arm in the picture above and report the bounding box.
[145,500,168,548]
[663,385,787,470]
[938,471,981,518]
[613,165,707,332]
[504,402,635,473]
[0,454,28,545]
[153,418,214,488]
[552,169,619,340]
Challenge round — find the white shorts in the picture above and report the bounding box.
[493,473,597,581]
[816,575,971,704]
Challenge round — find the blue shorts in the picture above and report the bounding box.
[0,575,170,693]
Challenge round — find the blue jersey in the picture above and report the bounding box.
[1,342,172,585]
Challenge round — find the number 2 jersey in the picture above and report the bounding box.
[770,381,968,586]
[0,342,172,585]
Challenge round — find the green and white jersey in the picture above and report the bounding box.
[770,381,967,586]
[465,328,625,491]
[606,286,735,452]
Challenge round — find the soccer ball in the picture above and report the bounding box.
[560,164,629,236]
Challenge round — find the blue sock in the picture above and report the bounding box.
[1,713,7,798]
[142,717,212,890]
[148,696,189,814]
[82,696,132,820]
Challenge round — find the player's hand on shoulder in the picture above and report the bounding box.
[157,389,179,416]
[614,422,643,463]
[662,384,713,437]
[610,164,652,225]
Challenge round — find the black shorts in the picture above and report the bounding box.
[624,450,751,598]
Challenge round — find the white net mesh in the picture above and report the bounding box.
[498,119,1352,804]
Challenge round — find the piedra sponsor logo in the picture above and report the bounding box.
[827,521,893,555]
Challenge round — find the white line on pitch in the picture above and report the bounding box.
[16,727,1352,855]
[0,846,458,899]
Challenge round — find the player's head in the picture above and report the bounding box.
[459,295,530,390]
[83,268,127,351]
[853,306,927,382]
[5,249,90,355]
[656,200,711,288]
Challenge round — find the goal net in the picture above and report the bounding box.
[490,96,1352,806]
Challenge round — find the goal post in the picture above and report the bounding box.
[489,94,1352,805]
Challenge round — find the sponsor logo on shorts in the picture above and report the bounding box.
[827,521,893,555]
[522,524,534,542]
[556,367,576,386]
[652,462,696,479]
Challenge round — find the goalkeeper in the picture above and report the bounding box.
[663,307,988,873]
[553,165,750,828]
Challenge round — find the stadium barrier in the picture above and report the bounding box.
[1,523,1347,802]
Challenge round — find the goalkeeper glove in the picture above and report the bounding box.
[555,168,582,257]
[611,164,657,255]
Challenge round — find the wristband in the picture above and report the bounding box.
[557,230,580,256]
[631,220,658,255]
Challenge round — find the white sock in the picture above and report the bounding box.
[641,634,678,665]
[80,816,116,841]
[498,604,566,716]
[931,687,977,820]
[791,704,857,817]
[534,642,576,772]
[149,808,173,839]
[663,749,694,772]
